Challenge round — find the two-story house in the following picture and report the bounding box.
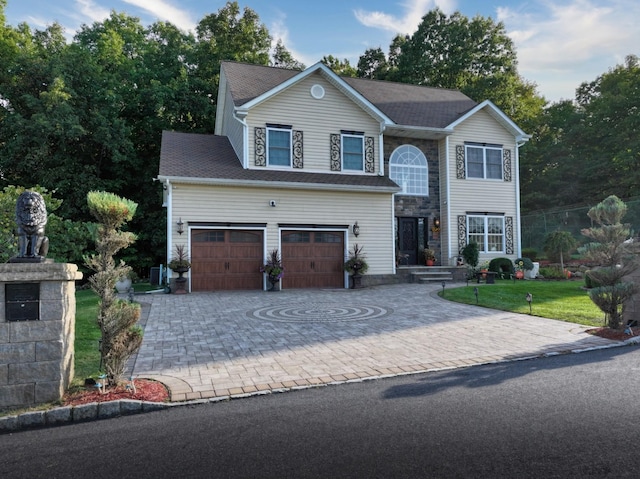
[158,61,529,291]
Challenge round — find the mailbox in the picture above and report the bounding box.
[5,283,40,321]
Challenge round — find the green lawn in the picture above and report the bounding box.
[441,279,606,327]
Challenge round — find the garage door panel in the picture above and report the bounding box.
[191,229,263,291]
[281,231,344,289]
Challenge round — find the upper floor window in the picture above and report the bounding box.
[389,145,428,196]
[267,126,292,167]
[342,133,364,171]
[466,144,503,180]
[468,215,505,253]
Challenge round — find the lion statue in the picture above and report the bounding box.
[15,191,49,260]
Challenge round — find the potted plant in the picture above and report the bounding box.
[168,244,191,293]
[261,249,284,291]
[115,270,135,294]
[344,244,369,289]
[514,257,534,280]
[424,248,436,266]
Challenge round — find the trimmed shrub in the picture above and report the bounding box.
[488,257,515,278]
[514,257,534,271]
[584,270,603,289]
[521,248,538,261]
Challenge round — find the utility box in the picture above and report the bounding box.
[5,283,40,321]
[150,267,161,286]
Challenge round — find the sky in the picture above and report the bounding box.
[4,0,639,102]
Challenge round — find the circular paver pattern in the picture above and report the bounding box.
[247,302,392,323]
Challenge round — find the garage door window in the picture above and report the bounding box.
[193,231,224,242]
[282,232,310,243]
[315,232,342,243]
[230,231,261,243]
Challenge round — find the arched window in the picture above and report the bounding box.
[389,145,428,196]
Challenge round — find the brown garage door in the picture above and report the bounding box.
[281,231,345,289]
[191,230,263,291]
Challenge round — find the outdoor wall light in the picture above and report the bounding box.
[177,217,184,235]
[431,217,440,233]
[353,221,360,237]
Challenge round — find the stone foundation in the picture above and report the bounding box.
[0,263,81,409]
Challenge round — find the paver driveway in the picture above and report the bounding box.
[131,283,616,401]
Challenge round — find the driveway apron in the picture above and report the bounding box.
[130,283,616,402]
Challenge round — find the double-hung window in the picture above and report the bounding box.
[342,132,364,171]
[267,126,292,167]
[466,144,503,180]
[467,215,505,253]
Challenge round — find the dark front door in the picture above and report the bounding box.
[398,217,418,265]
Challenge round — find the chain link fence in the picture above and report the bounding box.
[521,196,640,255]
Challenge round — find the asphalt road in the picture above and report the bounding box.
[2,345,640,478]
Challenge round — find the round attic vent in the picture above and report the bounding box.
[310,84,325,99]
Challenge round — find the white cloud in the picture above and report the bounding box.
[354,0,457,34]
[500,0,640,100]
[121,0,196,32]
[74,0,111,24]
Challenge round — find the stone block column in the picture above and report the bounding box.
[0,263,82,409]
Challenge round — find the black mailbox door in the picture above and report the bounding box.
[5,283,40,321]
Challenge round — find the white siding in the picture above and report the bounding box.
[247,72,381,173]
[169,183,395,275]
[222,87,244,163]
[446,109,520,262]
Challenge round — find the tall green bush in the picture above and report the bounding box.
[579,195,637,329]
[84,191,142,386]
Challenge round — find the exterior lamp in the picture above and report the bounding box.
[353,222,360,237]
[431,217,440,233]
[177,217,184,235]
[441,281,446,296]
[526,292,533,314]
[474,287,479,304]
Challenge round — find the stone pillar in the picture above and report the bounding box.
[0,263,82,409]
[624,267,640,326]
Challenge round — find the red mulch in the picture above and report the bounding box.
[586,326,640,341]
[63,379,169,406]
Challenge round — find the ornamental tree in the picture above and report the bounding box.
[579,195,637,329]
[85,191,142,385]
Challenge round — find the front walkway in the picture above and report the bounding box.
[131,284,617,402]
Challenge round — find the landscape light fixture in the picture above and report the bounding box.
[441,281,446,296]
[177,218,184,235]
[474,287,479,304]
[353,222,360,237]
[526,292,533,314]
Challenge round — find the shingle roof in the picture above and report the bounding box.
[159,131,400,191]
[221,61,477,128]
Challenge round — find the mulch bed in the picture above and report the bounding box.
[586,326,640,341]
[63,379,169,406]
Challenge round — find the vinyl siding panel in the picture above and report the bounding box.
[222,87,244,162]
[438,139,453,263]
[447,109,520,261]
[247,72,381,173]
[169,183,394,276]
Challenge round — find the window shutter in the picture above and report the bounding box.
[255,127,266,166]
[364,136,375,173]
[293,130,303,168]
[330,133,341,171]
[457,215,467,253]
[503,149,512,182]
[456,145,465,179]
[505,216,514,254]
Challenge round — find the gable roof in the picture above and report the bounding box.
[159,131,400,193]
[220,61,479,131]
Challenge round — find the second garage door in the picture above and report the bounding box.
[281,231,345,289]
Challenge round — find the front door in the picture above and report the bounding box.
[398,217,418,265]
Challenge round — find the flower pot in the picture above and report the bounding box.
[426,259,434,266]
[115,277,132,294]
[515,270,524,279]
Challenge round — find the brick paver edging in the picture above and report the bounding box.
[4,338,637,435]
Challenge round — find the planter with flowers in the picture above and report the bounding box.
[424,248,436,266]
[344,244,369,289]
[261,249,284,291]
[514,257,534,279]
[168,244,191,293]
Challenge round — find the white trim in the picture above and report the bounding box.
[232,110,249,169]
[388,144,429,196]
[445,136,452,262]
[266,126,293,167]
[515,142,523,257]
[341,133,365,172]
[166,179,172,278]
[236,62,394,124]
[446,100,530,139]
[466,215,506,254]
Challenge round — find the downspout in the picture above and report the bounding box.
[165,178,172,275]
[515,137,526,258]
[445,136,453,264]
[233,110,249,168]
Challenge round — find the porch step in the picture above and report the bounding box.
[411,267,454,283]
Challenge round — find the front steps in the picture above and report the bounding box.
[402,266,455,283]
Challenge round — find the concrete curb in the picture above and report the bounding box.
[3,338,638,435]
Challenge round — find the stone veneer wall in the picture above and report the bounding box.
[383,136,442,260]
[624,264,640,326]
[0,263,81,409]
